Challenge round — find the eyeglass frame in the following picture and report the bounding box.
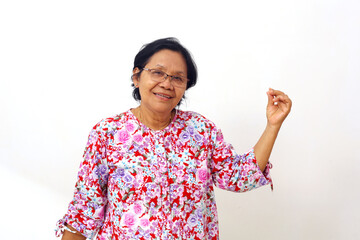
[142,68,189,88]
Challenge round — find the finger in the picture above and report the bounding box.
[268,88,285,97]
[270,89,291,103]
[273,95,292,112]
[266,90,274,107]
[272,95,289,103]
[269,88,291,102]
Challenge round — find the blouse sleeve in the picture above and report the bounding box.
[209,125,273,192]
[55,124,109,239]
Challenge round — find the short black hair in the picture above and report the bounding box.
[131,37,198,106]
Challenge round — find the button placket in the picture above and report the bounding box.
[155,131,174,236]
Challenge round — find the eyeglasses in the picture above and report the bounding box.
[142,68,188,88]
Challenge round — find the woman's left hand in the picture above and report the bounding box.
[266,88,292,128]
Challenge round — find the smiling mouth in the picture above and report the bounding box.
[154,93,172,99]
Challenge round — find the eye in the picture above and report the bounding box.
[151,70,164,77]
[173,76,184,83]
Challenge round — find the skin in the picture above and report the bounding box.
[254,88,292,171]
[61,50,292,239]
[61,224,86,240]
[131,49,187,130]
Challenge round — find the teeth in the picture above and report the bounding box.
[156,93,171,99]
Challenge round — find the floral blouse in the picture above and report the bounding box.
[56,109,272,240]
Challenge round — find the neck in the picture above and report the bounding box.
[135,106,174,130]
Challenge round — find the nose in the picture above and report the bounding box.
[159,75,173,89]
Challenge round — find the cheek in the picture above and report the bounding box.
[139,82,158,98]
[139,80,154,90]
[177,89,186,98]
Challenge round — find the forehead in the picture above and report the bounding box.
[147,49,187,73]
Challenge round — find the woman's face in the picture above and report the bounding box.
[133,49,187,116]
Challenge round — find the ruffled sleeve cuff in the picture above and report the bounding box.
[250,148,273,191]
[55,215,97,240]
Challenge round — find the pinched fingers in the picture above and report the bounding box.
[267,88,292,113]
[268,88,285,96]
[273,94,291,104]
[269,89,291,102]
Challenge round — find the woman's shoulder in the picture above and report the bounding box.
[91,109,134,133]
[176,110,217,129]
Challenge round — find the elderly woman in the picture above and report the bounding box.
[56,38,292,240]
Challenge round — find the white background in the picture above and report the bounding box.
[1,0,359,239]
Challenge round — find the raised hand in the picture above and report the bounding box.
[266,88,292,128]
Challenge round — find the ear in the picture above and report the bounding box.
[132,68,141,87]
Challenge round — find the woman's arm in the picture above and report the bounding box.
[254,88,292,172]
[61,224,86,240]
[55,123,109,239]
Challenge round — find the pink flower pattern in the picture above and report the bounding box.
[140,218,150,228]
[197,168,209,182]
[115,130,131,144]
[133,134,143,143]
[123,213,136,227]
[56,110,272,239]
[133,203,143,215]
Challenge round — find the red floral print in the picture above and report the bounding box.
[56,110,272,239]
